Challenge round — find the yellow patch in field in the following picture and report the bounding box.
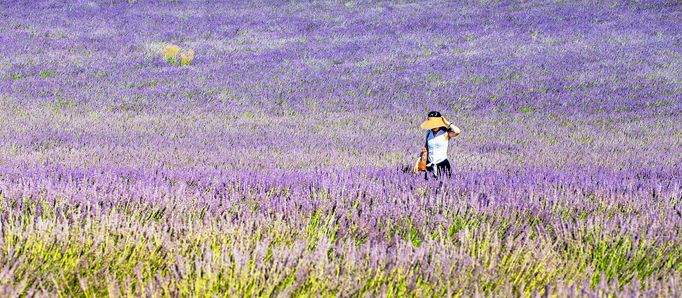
[163,44,181,63]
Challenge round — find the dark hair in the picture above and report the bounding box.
[432,126,449,132]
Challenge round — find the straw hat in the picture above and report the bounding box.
[420,111,447,129]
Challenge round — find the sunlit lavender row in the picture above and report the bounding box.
[1,0,681,296]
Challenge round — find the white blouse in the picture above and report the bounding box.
[427,129,449,165]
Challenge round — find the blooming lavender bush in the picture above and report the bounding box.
[0,0,680,296]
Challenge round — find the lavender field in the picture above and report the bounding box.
[1,0,681,296]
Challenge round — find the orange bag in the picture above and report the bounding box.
[413,151,428,173]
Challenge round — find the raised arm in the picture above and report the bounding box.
[441,116,460,139]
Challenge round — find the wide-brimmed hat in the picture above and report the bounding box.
[420,111,447,129]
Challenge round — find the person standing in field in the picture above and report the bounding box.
[416,111,461,180]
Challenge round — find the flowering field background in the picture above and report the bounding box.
[1,0,681,296]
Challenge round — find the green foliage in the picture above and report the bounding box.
[519,105,534,114]
[0,192,679,297]
[39,69,56,78]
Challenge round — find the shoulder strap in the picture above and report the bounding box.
[424,131,430,148]
[423,131,431,180]
[424,131,430,156]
